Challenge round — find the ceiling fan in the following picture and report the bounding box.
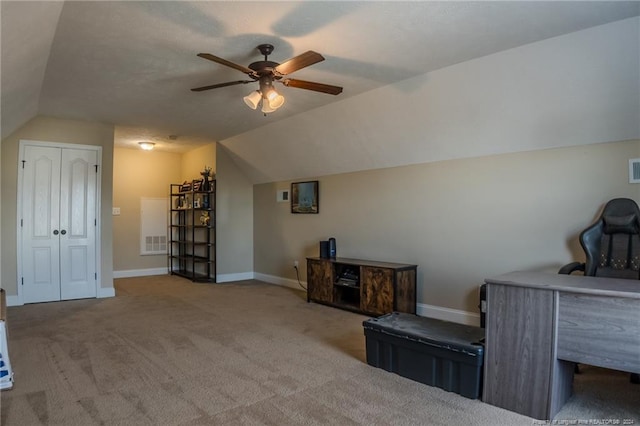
[191,44,343,113]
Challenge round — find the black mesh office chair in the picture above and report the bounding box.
[559,197,640,383]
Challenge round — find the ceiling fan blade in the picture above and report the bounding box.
[274,51,325,75]
[281,79,343,95]
[191,80,253,92]
[197,53,256,75]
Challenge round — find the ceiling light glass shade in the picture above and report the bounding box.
[261,99,276,114]
[265,90,285,109]
[243,90,261,110]
[138,142,155,151]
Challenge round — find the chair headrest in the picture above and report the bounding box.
[601,198,640,235]
[603,214,639,234]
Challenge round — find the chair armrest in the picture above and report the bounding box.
[558,262,585,275]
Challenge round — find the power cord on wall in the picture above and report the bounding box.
[294,265,307,291]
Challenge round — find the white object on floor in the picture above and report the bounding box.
[0,321,13,390]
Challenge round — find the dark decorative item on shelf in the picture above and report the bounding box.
[201,165,213,208]
[291,180,319,214]
[180,181,192,192]
[201,165,213,191]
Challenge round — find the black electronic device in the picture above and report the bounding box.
[328,237,337,258]
[335,266,359,288]
[319,241,329,258]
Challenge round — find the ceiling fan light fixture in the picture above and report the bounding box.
[138,142,155,151]
[243,90,262,110]
[261,99,277,114]
[265,89,285,109]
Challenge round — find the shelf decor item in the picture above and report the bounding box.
[200,211,210,226]
[201,166,213,208]
[291,180,319,214]
[201,165,212,191]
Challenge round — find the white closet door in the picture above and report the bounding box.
[59,148,97,300]
[22,146,62,303]
[21,144,98,303]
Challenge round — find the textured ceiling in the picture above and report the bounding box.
[2,1,639,153]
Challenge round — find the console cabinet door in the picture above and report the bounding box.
[308,260,333,303]
[361,267,393,315]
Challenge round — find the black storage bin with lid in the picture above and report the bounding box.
[363,312,485,399]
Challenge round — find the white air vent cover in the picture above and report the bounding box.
[629,158,640,183]
[140,197,168,255]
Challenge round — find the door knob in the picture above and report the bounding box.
[53,230,59,235]
[60,230,67,235]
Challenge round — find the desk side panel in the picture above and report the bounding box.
[558,293,640,373]
[483,284,555,419]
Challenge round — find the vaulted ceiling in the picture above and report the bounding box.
[2,1,639,180]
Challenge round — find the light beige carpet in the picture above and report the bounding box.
[0,275,638,425]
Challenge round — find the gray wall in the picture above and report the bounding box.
[254,139,640,319]
[216,145,254,279]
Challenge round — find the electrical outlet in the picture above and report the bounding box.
[293,260,299,268]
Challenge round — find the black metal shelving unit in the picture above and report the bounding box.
[168,179,216,282]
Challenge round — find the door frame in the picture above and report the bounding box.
[16,139,103,305]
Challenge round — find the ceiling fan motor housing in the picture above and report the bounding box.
[249,61,281,79]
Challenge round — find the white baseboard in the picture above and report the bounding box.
[417,303,480,326]
[4,288,115,305]
[113,268,168,279]
[98,287,116,298]
[254,273,306,291]
[216,272,255,283]
[114,269,257,283]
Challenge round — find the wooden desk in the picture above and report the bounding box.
[482,272,640,420]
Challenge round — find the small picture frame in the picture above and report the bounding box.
[291,181,319,214]
[193,198,201,209]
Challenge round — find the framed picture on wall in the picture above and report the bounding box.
[291,181,319,214]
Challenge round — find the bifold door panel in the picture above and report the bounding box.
[21,144,98,303]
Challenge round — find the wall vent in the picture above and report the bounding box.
[145,235,167,253]
[141,197,168,255]
[629,158,640,183]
